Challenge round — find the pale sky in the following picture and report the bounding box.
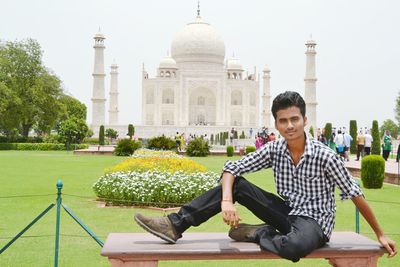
[2,0,399,130]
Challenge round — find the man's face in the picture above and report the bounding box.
[274,106,307,142]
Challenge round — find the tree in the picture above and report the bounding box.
[128,124,135,139]
[105,128,118,143]
[349,120,357,154]
[325,123,332,142]
[309,126,314,138]
[99,125,105,145]
[58,117,89,148]
[379,119,399,139]
[371,120,381,155]
[0,39,64,137]
[395,91,400,125]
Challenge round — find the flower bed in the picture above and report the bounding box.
[93,171,219,207]
[94,149,219,207]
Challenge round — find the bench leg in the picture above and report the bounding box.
[328,256,379,267]
[108,258,158,267]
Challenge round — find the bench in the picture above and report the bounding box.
[101,232,386,267]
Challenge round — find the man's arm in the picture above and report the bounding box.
[352,196,397,257]
[220,172,241,228]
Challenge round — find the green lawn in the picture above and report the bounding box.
[0,151,399,266]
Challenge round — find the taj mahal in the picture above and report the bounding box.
[90,8,317,138]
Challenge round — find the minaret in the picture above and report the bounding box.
[261,65,272,128]
[91,31,106,127]
[108,62,119,125]
[304,38,318,136]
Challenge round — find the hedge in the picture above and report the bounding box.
[0,143,88,151]
[226,145,234,157]
[245,146,256,154]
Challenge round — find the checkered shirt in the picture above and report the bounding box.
[222,134,363,239]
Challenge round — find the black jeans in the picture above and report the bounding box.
[168,176,326,262]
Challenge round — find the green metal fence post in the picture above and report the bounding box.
[355,180,360,233]
[54,180,63,267]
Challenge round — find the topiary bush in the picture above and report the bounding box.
[325,123,332,141]
[146,135,176,150]
[349,120,358,154]
[226,145,234,157]
[99,125,105,145]
[186,137,210,157]
[128,124,135,139]
[114,139,142,156]
[371,120,381,155]
[361,155,385,188]
[246,146,256,154]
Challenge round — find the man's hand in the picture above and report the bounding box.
[378,234,397,257]
[221,200,241,228]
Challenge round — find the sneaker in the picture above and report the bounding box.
[134,213,181,244]
[228,223,268,242]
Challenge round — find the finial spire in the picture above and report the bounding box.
[197,1,200,17]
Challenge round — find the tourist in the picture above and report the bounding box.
[356,130,365,161]
[180,133,185,151]
[318,128,327,145]
[334,130,345,158]
[175,132,181,152]
[249,128,253,138]
[397,143,400,163]
[134,91,397,262]
[382,130,392,161]
[343,130,353,161]
[255,134,264,150]
[364,130,373,156]
[268,132,276,142]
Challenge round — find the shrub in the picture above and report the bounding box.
[371,120,381,155]
[114,139,142,156]
[210,134,214,145]
[325,123,332,141]
[226,145,234,157]
[147,135,176,150]
[92,170,219,207]
[246,146,256,154]
[309,126,314,138]
[128,124,135,139]
[0,143,88,150]
[186,137,210,157]
[99,125,105,145]
[83,137,99,144]
[361,155,385,188]
[43,134,61,144]
[349,120,357,154]
[240,131,245,139]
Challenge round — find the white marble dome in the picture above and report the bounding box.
[159,56,178,69]
[226,58,243,70]
[171,16,225,64]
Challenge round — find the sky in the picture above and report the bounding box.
[1,0,399,130]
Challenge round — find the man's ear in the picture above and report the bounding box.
[304,116,308,126]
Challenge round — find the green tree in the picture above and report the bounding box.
[325,123,332,141]
[128,124,135,139]
[105,128,118,143]
[395,91,400,125]
[309,126,314,138]
[58,117,89,148]
[379,119,399,139]
[59,94,87,120]
[0,39,64,137]
[371,120,381,155]
[99,125,105,145]
[349,120,357,154]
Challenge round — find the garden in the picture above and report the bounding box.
[0,150,399,266]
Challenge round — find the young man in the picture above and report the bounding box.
[134,91,397,262]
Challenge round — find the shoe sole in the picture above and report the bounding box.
[228,223,266,242]
[134,214,176,244]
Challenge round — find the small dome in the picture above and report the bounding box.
[94,32,105,39]
[159,56,178,69]
[171,16,225,64]
[226,58,243,70]
[263,64,270,72]
[306,39,316,45]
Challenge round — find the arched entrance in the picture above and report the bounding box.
[188,87,216,126]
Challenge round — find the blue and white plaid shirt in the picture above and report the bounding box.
[222,133,363,239]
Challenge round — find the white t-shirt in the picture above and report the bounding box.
[364,134,373,147]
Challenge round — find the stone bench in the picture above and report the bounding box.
[101,231,386,267]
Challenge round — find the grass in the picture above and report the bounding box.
[0,151,399,266]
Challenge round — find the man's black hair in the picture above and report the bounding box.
[271,91,306,119]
